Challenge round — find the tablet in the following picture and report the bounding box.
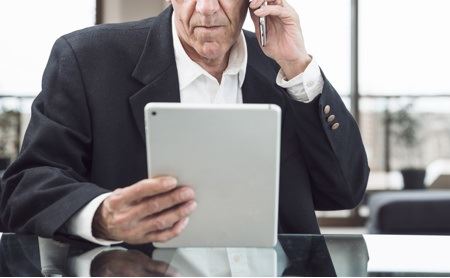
[144,103,281,248]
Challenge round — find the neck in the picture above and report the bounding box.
[179,39,230,83]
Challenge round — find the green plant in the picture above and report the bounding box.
[389,100,423,169]
[391,102,420,147]
[0,107,20,159]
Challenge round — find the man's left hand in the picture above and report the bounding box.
[249,0,312,80]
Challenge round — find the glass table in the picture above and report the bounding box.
[1,233,449,276]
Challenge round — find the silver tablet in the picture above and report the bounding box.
[144,103,281,248]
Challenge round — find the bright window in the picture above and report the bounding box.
[0,0,96,96]
[359,0,450,95]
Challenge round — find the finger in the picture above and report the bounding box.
[249,7,259,26]
[144,217,190,243]
[109,176,178,208]
[126,186,195,220]
[143,200,197,232]
[248,9,261,40]
[249,0,265,9]
[254,4,291,19]
[249,0,281,10]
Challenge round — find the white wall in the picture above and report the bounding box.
[100,0,167,23]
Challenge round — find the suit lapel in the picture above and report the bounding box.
[242,43,285,109]
[241,31,286,108]
[130,7,180,141]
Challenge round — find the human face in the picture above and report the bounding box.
[170,0,248,62]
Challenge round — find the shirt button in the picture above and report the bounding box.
[324,105,331,115]
[332,123,340,130]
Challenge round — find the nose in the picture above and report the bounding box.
[195,0,220,16]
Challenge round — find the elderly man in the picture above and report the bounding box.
[0,0,369,245]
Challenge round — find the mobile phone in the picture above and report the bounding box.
[259,1,268,46]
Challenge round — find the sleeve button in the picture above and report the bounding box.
[327,115,336,123]
[331,123,340,130]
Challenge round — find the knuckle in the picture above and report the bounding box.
[133,186,144,196]
[152,218,167,231]
[111,214,128,227]
[169,191,181,204]
[177,189,189,201]
[146,200,160,213]
[177,206,189,218]
[180,202,195,216]
[106,196,119,210]
[172,188,190,203]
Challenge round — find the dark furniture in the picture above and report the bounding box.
[367,190,450,234]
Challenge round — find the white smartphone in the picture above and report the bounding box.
[259,1,268,46]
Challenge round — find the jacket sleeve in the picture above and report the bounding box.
[0,37,109,237]
[284,72,370,210]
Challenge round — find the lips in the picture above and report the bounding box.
[196,26,223,29]
[194,26,225,33]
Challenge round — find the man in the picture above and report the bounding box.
[0,0,369,245]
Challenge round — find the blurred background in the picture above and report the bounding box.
[1,0,449,235]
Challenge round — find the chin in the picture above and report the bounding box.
[197,42,227,60]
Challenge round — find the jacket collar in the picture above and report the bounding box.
[131,7,176,86]
[129,7,180,141]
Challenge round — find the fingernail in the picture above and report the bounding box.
[186,201,197,212]
[182,218,190,227]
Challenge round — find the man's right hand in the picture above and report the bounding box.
[92,176,196,244]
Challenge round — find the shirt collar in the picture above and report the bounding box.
[171,14,247,90]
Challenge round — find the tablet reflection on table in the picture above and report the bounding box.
[153,248,277,277]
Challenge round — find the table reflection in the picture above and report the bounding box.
[152,248,276,276]
[4,233,449,277]
[0,234,42,276]
[90,248,177,276]
[0,234,342,277]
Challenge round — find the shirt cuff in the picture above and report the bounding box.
[276,58,324,103]
[68,246,127,277]
[66,192,122,246]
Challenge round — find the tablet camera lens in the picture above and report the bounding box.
[152,112,157,116]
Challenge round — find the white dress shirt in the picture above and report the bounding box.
[67,15,325,245]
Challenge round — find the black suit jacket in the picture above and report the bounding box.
[0,7,369,238]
